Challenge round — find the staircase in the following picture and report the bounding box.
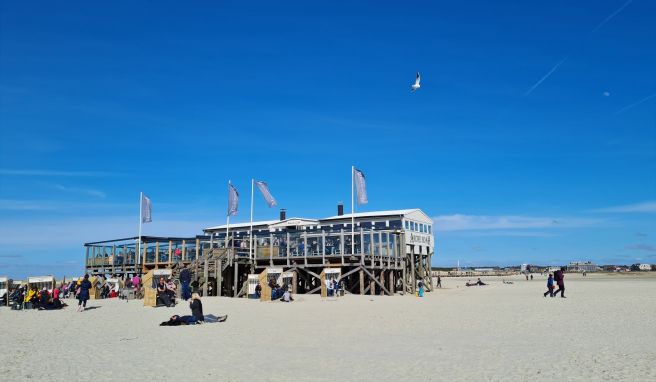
[169,248,232,294]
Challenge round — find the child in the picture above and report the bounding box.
[543,273,554,297]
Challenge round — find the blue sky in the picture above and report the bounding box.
[1,0,654,278]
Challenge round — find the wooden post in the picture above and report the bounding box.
[85,246,89,272]
[202,256,209,296]
[182,240,186,262]
[269,233,274,267]
[111,245,116,275]
[389,270,394,295]
[410,247,416,295]
[286,232,291,266]
[379,270,385,296]
[168,240,173,265]
[369,269,376,296]
[303,231,308,267]
[340,228,345,265]
[359,269,365,295]
[155,241,160,267]
[321,231,326,265]
[216,258,222,297]
[233,263,238,297]
[195,238,200,260]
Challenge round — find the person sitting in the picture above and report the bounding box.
[326,279,334,297]
[39,288,51,307]
[476,278,487,286]
[157,277,173,307]
[332,278,340,298]
[280,287,294,302]
[255,283,262,298]
[271,284,283,300]
[165,278,177,302]
[160,314,198,326]
[189,293,204,323]
[10,287,25,310]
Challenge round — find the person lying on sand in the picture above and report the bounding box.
[160,314,228,326]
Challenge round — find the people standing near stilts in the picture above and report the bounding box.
[553,267,566,298]
[77,274,92,312]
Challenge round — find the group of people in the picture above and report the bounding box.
[326,277,341,297]
[544,267,566,298]
[9,285,66,310]
[266,279,294,302]
[156,277,177,307]
[466,278,487,287]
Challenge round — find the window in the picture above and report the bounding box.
[420,223,424,233]
[405,221,409,229]
[428,225,432,234]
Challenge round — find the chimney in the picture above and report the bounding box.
[280,208,286,221]
[337,202,344,216]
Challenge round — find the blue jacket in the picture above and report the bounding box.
[547,277,554,287]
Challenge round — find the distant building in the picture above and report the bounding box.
[638,264,652,271]
[567,261,598,273]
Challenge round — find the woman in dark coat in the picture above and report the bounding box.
[77,274,92,312]
[189,292,204,322]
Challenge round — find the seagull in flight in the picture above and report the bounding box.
[411,72,421,92]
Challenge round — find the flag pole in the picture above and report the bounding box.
[351,166,355,256]
[137,191,143,272]
[226,180,231,250]
[250,178,254,263]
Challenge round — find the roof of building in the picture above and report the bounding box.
[204,209,431,231]
[204,220,280,231]
[321,209,420,220]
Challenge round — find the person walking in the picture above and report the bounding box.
[553,267,566,298]
[543,273,554,297]
[436,275,442,288]
[77,274,92,312]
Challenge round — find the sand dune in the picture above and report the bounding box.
[1,273,654,381]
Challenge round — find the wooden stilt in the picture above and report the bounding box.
[359,269,365,295]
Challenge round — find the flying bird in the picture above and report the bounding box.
[411,72,421,92]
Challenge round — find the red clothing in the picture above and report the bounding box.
[53,288,60,299]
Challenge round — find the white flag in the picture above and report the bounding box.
[227,183,239,216]
[354,168,368,205]
[255,180,277,207]
[141,194,152,223]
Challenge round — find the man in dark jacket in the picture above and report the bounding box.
[553,267,566,298]
[180,268,192,301]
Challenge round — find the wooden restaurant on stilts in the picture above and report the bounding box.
[83,205,435,298]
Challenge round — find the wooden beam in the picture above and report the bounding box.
[361,267,391,296]
[339,266,361,280]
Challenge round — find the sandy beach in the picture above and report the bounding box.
[1,273,654,382]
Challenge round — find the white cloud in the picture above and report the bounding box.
[432,214,601,232]
[625,244,656,252]
[49,183,107,198]
[0,216,213,249]
[591,201,656,213]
